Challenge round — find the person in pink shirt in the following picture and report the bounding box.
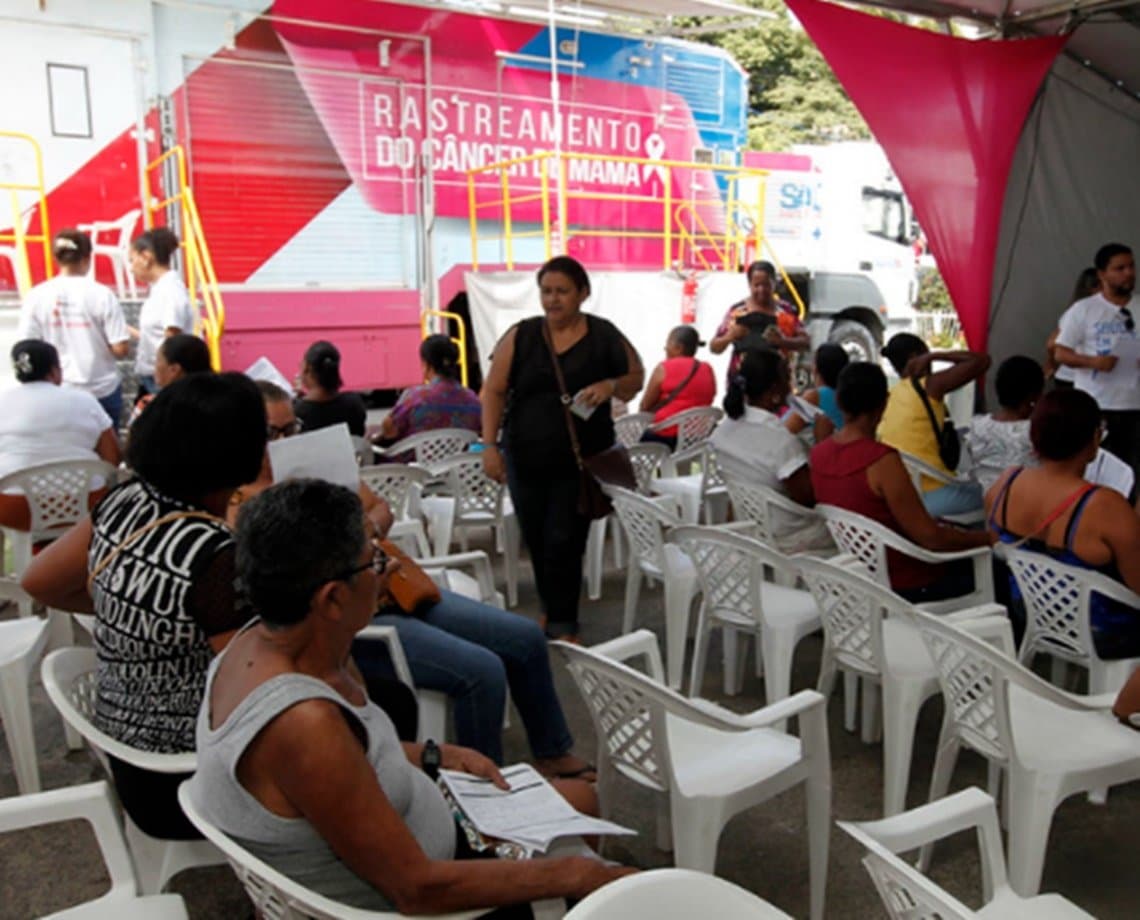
[639,325,716,449]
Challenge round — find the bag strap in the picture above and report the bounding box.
[542,321,586,470]
[87,509,225,592]
[910,376,947,442]
[1005,481,1098,550]
[653,359,701,413]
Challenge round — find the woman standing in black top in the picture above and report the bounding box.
[481,257,643,640]
[294,339,367,437]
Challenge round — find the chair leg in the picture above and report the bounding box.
[585,518,606,601]
[806,761,831,920]
[860,680,882,744]
[722,626,741,696]
[843,672,859,733]
[670,795,723,873]
[1006,769,1062,898]
[0,660,40,794]
[687,607,712,699]
[502,517,520,608]
[760,630,795,731]
[621,562,641,635]
[918,715,961,872]
[611,516,625,569]
[881,679,924,817]
[663,575,696,691]
[654,793,673,852]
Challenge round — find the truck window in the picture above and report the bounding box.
[861,187,907,244]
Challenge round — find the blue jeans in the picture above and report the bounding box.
[922,480,984,518]
[352,590,574,764]
[137,374,158,398]
[97,385,123,429]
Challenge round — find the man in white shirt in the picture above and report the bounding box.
[1055,242,1140,479]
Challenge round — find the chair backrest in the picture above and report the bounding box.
[816,505,893,586]
[556,633,757,795]
[350,436,375,467]
[563,868,794,919]
[177,784,486,919]
[668,525,784,629]
[999,545,1107,666]
[438,455,505,521]
[667,407,723,453]
[626,442,670,494]
[378,429,478,469]
[724,474,820,548]
[795,554,904,679]
[0,459,116,536]
[607,486,682,575]
[359,464,431,519]
[41,647,197,775]
[614,411,654,448]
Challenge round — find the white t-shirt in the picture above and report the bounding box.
[136,272,195,375]
[1055,292,1140,410]
[0,381,111,482]
[18,275,128,398]
[711,406,831,551]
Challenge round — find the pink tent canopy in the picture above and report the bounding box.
[785,0,1066,351]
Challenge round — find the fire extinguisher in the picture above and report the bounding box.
[681,272,698,324]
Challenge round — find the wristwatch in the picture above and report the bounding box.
[421,738,442,781]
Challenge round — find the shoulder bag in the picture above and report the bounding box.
[381,539,442,615]
[911,377,961,471]
[541,322,637,519]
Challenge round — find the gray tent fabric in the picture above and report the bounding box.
[989,53,1140,394]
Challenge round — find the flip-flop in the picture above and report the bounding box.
[548,763,598,781]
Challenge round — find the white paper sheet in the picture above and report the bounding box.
[1105,337,1140,386]
[268,423,359,490]
[244,356,295,396]
[441,764,635,853]
[787,393,823,423]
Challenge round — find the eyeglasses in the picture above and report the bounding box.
[267,419,303,441]
[1122,308,1135,333]
[333,538,390,583]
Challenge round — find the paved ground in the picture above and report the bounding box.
[2,531,1139,919]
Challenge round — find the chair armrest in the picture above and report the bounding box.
[719,520,760,537]
[416,550,496,601]
[882,533,991,566]
[736,689,827,730]
[356,624,416,690]
[945,612,1017,658]
[842,786,998,856]
[576,629,667,684]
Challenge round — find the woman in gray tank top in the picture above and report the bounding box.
[189,479,632,914]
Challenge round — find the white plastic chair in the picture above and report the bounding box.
[652,441,729,525]
[897,451,985,527]
[723,473,834,557]
[372,428,478,473]
[0,615,50,794]
[563,867,794,919]
[999,544,1140,694]
[614,411,654,448]
[903,607,1140,897]
[795,554,1009,816]
[555,631,830,920]
[646,406,723,456]
[0,208,35,293]
[668,526,821,714]
[177,783,489,920]
[79,209,142,300]
[840,787,1094,919]
[606,487,699,690]
[40,647,225,894]
[358,549,507,743]
[584,442,671,601]
[0,781,188,919]
[817,504,993,613]
[419,455,520,607]
[359,464,433,557]
[0,458,117,619]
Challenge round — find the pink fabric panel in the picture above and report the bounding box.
[785,0,1065,351]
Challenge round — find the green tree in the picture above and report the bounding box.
[690,0,869,150]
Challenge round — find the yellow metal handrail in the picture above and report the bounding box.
[0,131,53,296]
[465,151,769,273]
[144,146,225,370]
[421,309,469,388]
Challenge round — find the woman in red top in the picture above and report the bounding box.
[639,325,716,449]
[809,362,992,601]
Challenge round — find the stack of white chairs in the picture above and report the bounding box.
[79,208,142,300]
[0,782,189,918]
[795,554,1009,816]
[668,526,821,713]
[841,787,1095,918]
[817,504,994,612]
[901,607,1140,896]
[419,455,520,607]
[999,544,1140,694]
[556,631,830,920]
[41,647,226,894]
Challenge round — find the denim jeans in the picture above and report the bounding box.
[351,590,574,764]
[97,385,124,429]
[922,479,984,518]
[506,461,591,638]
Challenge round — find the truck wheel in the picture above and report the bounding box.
[829,320,879,364]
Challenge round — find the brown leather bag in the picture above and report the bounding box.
[381,539,442,615]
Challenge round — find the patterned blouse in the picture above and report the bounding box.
[387,377,481,442]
